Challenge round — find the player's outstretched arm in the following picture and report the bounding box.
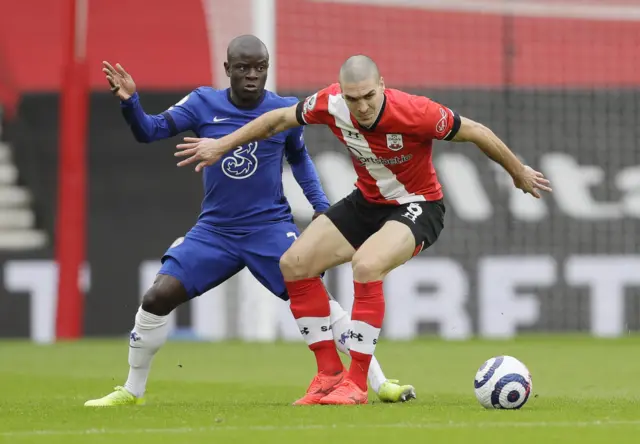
[175,104,301,172]
[452,116,552,198]
[103,61,197,144]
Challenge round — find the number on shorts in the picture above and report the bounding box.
[286,232,298,240]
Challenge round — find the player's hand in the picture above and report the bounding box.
[512,165,552,198]
[102,61,136,100]
[175,137,226,172]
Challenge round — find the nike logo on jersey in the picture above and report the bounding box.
[213,116,230,123]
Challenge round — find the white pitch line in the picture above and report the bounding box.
[311,0,640,21]
[3,419,640,437]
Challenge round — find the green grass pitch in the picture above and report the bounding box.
[1,336,640,443]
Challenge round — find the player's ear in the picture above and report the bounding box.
[379,77,385,90]
[224,62,231,78]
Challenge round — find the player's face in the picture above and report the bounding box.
[341,77,385,127]
[225,54,269,103]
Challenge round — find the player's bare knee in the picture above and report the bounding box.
[141,287,175,316]
[141,275,188,316]
[351,253,385,283]
[279,249,313,281]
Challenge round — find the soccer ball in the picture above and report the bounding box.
[474,355,532,410]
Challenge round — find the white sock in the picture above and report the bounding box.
[366,354,387,394]
[123,306,170,398]
[328,299,387,394]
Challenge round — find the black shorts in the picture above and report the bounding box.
[324,189,445,254]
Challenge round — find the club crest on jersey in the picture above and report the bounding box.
[222,142,259,179]
[386,134,404,151]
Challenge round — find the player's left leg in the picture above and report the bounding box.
[329,294,416,403]
[242,222,415,403]
[326,297,416,403]
[84,225,244,407]
[320,200,445,405]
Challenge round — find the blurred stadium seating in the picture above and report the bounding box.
[0,106,47,250]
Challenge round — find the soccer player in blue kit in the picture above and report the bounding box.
[85,35,415,406]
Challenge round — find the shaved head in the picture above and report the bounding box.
[224,34,270,107]
[338,55,385,127]
[227,34,269,61]
[339,55,380,84]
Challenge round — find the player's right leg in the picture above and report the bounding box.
[84,225,244,407]
[326,298,416,403]
[279,193,372,405]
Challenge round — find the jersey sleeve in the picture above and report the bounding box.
[284,125,306,158]
[295,85,336,126]
[416,97,461,141]
[162,88,202,134]
[284,126,331,213]
[120,89,200,143]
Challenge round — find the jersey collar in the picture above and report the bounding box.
[226,88,267,110]
[356,92,387,132]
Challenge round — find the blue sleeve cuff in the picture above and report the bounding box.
[120,92,140,108]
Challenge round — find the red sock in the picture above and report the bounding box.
[287,277,343,375]
[349,281,385,391]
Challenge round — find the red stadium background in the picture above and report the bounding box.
[1,0,639,343]
[1,0,639,95]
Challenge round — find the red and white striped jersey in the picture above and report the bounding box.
[295,83,460,205]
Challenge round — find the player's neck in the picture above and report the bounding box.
[227,89,266,110]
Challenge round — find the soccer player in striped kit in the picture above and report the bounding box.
[175,54,552,405]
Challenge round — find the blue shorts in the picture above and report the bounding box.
[158,222,300,300]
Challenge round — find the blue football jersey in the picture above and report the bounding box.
[122,87,328,231]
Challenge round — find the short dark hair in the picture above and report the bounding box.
[227,35,269,61]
